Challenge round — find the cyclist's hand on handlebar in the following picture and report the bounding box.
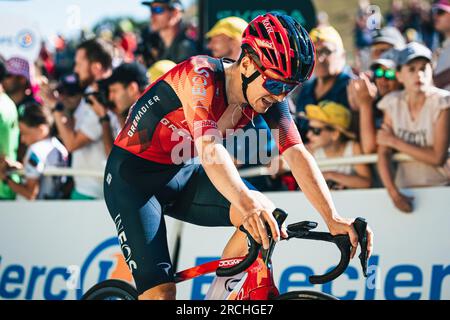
[242,208,280,250]
[327,216,374,260]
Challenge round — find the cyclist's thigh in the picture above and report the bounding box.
[104,147,182,294]
[164,165,257,227]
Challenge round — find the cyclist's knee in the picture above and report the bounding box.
[139,283,176,300]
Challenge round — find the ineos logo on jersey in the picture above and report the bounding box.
[219,259,243,267]
[191,66,209,104]
[127,95,161,137]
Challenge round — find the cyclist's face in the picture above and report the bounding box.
[241,57,290,113]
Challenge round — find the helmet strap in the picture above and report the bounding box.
[241,70,260,104]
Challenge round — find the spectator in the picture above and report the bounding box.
[147,59,176,82]
[353,1,373,72]
[141,0,198,63]
[295,25,355,140]
[54,74,85,115]
[206,17,248,60]
[2,57,39,109]
[0,56,20,200]
[88,62,149,154]
[304,101,372,190]
[348,48,402,154]
[432,0,450,90]
[50,39,115,200]
[2,57,41,162]
[370,26,406,61]
[0,103,68,200]
[377,42,450,213]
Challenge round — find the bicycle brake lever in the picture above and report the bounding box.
[353,217,368,277]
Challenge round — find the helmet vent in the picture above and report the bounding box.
[258,22,271,40]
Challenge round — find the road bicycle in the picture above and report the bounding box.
[82,209,369,300]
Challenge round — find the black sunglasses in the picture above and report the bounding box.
[433,8,447,16]
[308,125,334,136]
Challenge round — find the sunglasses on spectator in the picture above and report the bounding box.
[433,8,447,16]
[251,58,300,95]
[308,125,335,136]
[151,5,168,14]
[374,68,396,80]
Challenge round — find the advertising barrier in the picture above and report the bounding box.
[0,187,449,300]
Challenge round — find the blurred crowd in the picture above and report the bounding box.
[0,0,449,213]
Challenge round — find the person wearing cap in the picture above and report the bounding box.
[141,0,198,63]
[370,26,406,61]
[303,101,372,190]
[147,59,176,82]
[432,0,450,90]
[295,25,356,140]
[206,17,248,60]
[347,48,402,154]
[377,42,450,213]
[0,55,20,200]
[1,56,39,109]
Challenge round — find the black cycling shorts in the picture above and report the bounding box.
[103,145,256,294]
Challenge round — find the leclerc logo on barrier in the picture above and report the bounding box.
[75,237,134,300]
[191,256,450,300]
[0,237,133,300]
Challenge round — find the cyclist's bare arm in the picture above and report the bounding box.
[195,134,280,249]
[282,143,374,259]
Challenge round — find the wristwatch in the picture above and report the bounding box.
[99,114,110,123]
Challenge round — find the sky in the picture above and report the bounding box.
[0,0,194,42]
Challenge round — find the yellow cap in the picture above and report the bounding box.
[205,17,248,41]
[147,60,176,82]
[309,26,344,52]
[305,101,355,138]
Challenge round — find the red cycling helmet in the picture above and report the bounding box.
[241,12,316,84]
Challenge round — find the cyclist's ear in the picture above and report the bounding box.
[240,55,256,77]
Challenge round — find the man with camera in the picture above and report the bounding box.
[88,62,149,156]
[48,39,114,200]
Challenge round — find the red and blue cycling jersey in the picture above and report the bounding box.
[114,55,302,164]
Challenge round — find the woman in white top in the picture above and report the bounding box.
[0,103,68,200]
[305,100,372,190]
[377,42,450,213]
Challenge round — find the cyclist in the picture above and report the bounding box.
[104,12,374,300]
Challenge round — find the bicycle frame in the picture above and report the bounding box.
[173,253,278,300]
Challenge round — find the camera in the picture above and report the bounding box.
[83,80,113,108]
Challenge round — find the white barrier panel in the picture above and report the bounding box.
[176,187,450,300]
[0,187,449,300]
[0,201,177,300]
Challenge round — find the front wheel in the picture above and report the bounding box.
[81,279,138,300]
[273,290,338,300]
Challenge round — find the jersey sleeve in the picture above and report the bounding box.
[170,58,219,139]
[261,100,302,154]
